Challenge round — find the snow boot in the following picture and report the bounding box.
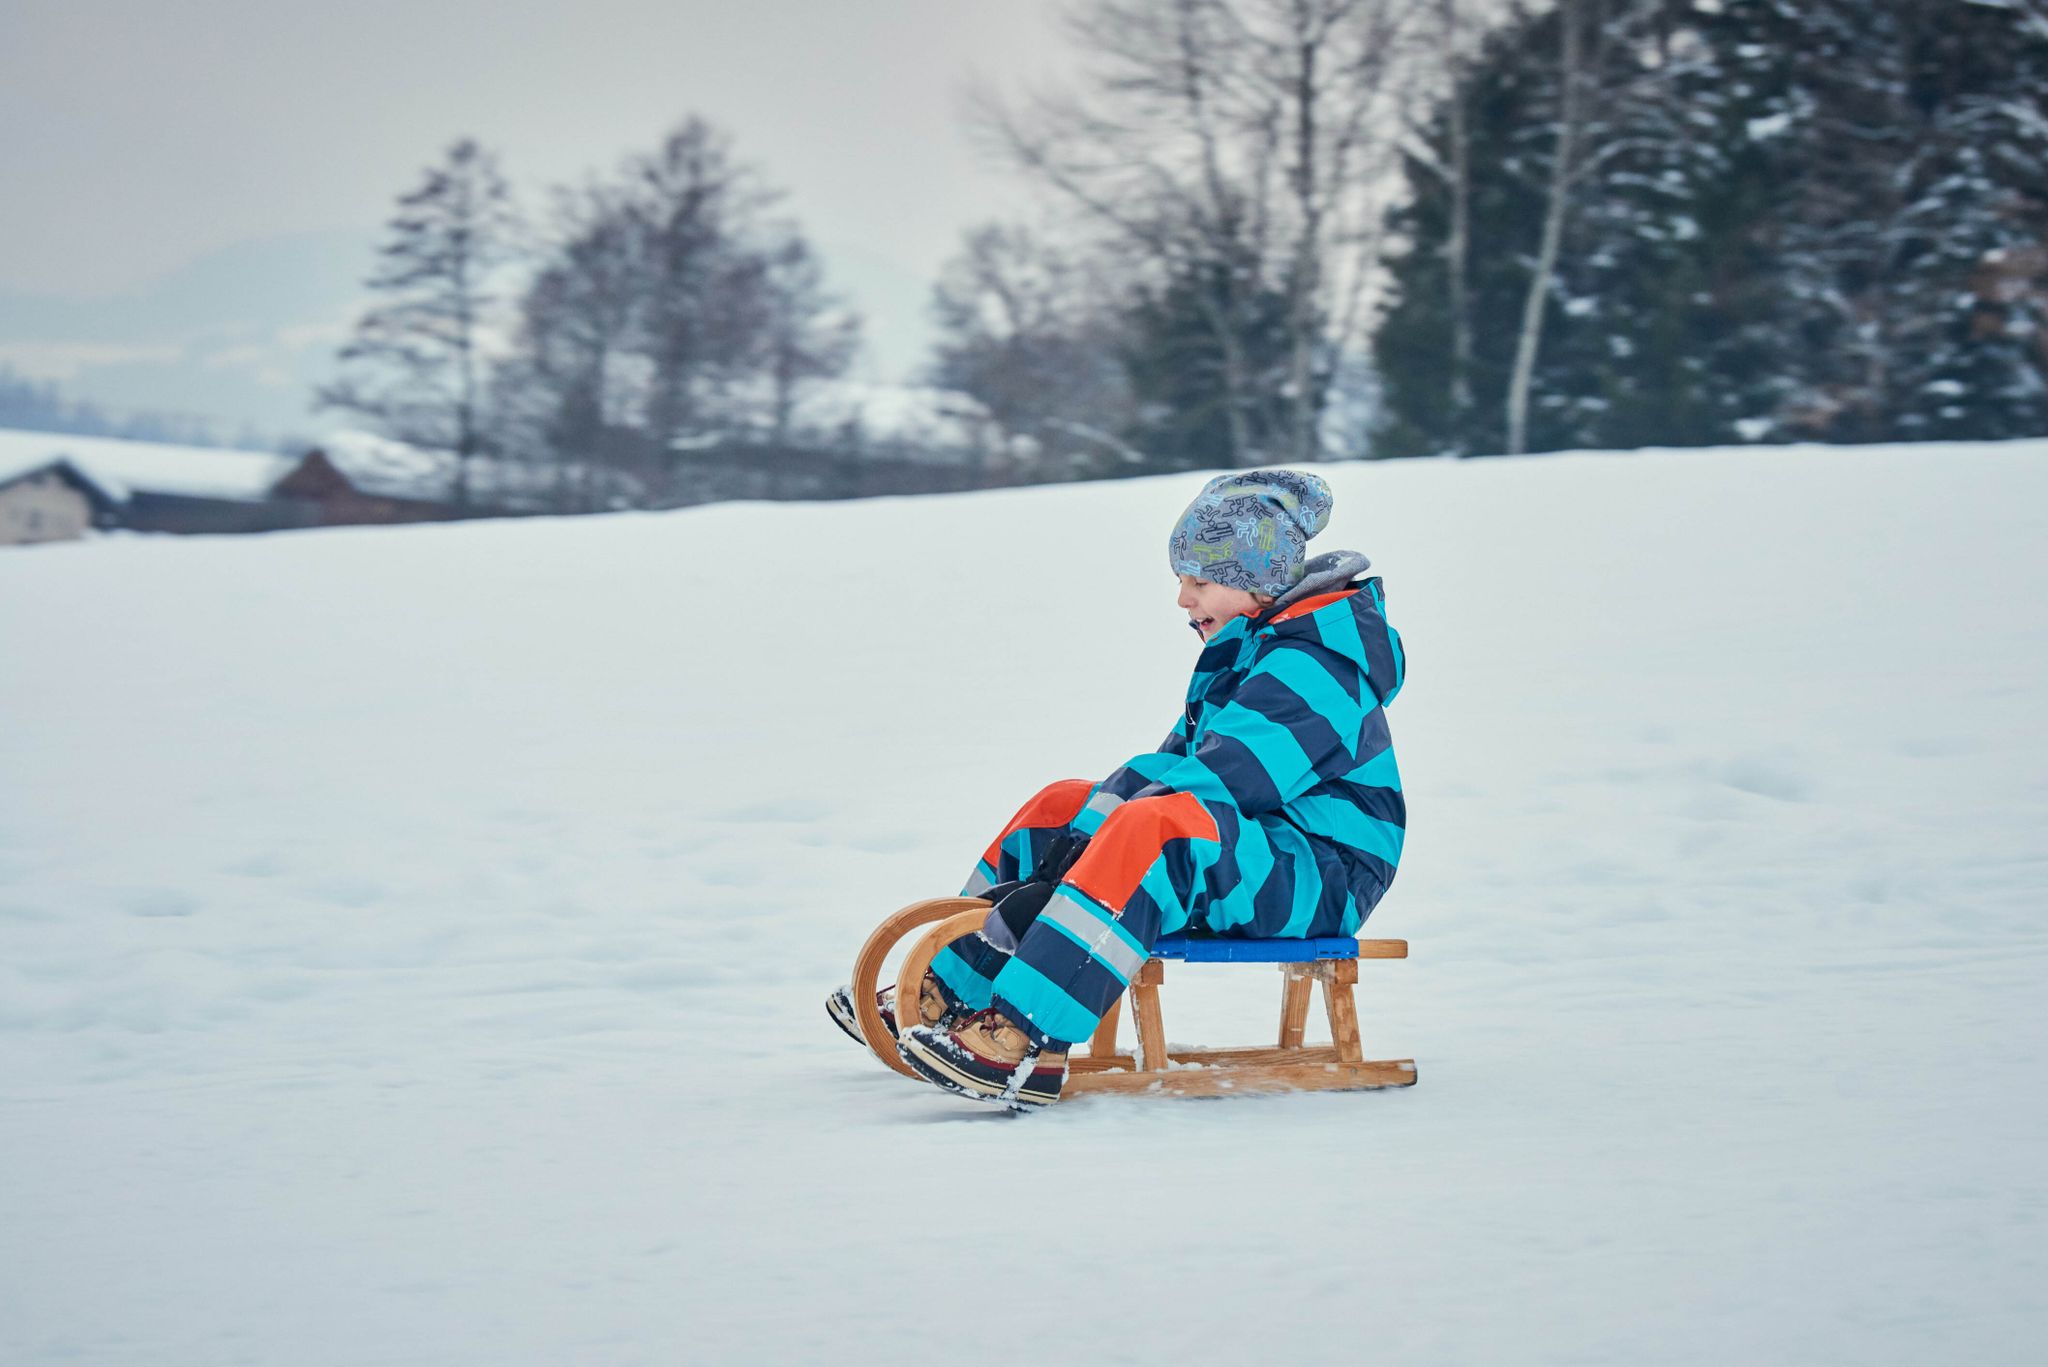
[897,1009,1068,1110]
[827,973,953,1051]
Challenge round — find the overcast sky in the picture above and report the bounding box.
[1,0,1073,291]
[0,1,1079,419]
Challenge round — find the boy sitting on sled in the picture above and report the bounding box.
[829,469,1406,1108]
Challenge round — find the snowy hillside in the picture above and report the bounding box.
[2,441,2044,1365]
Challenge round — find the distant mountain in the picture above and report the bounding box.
[0,229,378,437]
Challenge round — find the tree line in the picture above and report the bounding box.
[0,365,283,452]
[325,0,2048,501]
[1373,0,2048,456]
[319,124,862,510]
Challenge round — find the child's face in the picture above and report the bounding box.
[1177,574,1266,640]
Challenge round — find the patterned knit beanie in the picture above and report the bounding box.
[1168,469,1334,597]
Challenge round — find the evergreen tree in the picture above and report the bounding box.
[1538,0,1784,450]
[320,140,519,503]
[759,238,859,446]
[1375,0,2048,454]
[1746,0,2048,441]
[491,185,649,510]
[1375,4,1596,457]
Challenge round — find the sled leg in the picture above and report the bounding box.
[1318,961,1364,1064]
[1089,996,1123,1059]
[1132,960,1169,1072]
[1278,965,1316,1050]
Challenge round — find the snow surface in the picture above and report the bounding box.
[2,440,2045,1365]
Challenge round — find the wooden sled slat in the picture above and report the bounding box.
[1168,1044,1347,1067]
[1064,1058,1417,1097]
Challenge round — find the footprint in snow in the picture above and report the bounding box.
[126,888,198,918]
[301,874,386,908]
[1714,755,1814,803]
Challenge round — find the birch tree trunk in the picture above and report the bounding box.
[1505,0,1583,457]
[1444,0,1475,455]
[1285,6,1323,465]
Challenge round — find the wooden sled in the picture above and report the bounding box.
[849,897,1416,1098]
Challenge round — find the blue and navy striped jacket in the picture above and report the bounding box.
[1098,567,1406,921]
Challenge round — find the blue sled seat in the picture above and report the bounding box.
[1149,934,1359,964]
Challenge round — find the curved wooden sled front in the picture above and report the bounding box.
[876,906,1418,1099]
[848,897,990,1079]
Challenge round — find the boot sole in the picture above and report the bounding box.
[827,989,895,1049]
[897,1033,1063,1110]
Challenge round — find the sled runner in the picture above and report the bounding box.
[848,897,1417,1098]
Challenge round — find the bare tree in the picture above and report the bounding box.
[495,182,645,510]
[1250,0,1416,460]
[930,222,1137,474]
[321,139,519,505]
[760,237,860,445]
[975,0,1424,466]
[494,117,861,504]
[622,119,780,449]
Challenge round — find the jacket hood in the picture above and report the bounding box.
[1245,548,1405,706]
[1271,550,1372,612]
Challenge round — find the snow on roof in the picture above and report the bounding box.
[789,380,1008,454]
[0,456,123,509]
[671,378,1020,464]
[314,430,460,502]
[804,380,995,439]
[0,427,293,503]
[315,429,644,509]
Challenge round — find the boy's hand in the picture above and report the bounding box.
[979,832,1092,950]
[1037,831,1092,884]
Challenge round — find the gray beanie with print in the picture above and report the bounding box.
[1167,469,1334,597]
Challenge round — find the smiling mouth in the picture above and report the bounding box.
[1191,615,1217,634]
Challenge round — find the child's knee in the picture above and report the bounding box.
[1068,792,1221,911]
[1007,779,1096,833]
[1094,791,1221,848]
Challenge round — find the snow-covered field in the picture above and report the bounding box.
[2,441,2044,1365]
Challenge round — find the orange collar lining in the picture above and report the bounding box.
[1267,588,1356,625]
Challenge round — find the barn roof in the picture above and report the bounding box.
[0,456,124,509]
